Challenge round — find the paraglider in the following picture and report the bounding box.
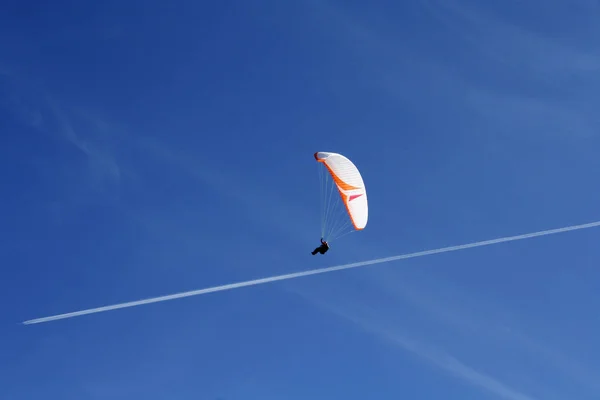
[311,238,330,255]
[313,151,368,253]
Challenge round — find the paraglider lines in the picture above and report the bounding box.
[22,219,600,325]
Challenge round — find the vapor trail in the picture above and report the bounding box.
[23,219,600,325]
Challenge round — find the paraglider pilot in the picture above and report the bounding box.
[311,238,329,255]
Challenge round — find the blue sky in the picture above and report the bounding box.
[2,0,600,399]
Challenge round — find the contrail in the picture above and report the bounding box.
[23,219,600,325]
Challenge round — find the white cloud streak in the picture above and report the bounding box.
[22,218,600,325]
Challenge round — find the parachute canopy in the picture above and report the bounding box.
[315,151,368,241]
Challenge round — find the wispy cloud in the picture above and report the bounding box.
[2,76,120,176]
[464,88,596,139]
[305,0,600,142]
[45,97,122,185]
[132,136,318,240]
[420,0,600,140]
[357,262,600,398]
[1,73,123,215]
[298,288,539,400]
[382,334,537,400]
[422,0,600,78]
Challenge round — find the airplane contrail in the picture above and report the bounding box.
[23,219,600,325]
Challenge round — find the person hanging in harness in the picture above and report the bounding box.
[311,238,329,255]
